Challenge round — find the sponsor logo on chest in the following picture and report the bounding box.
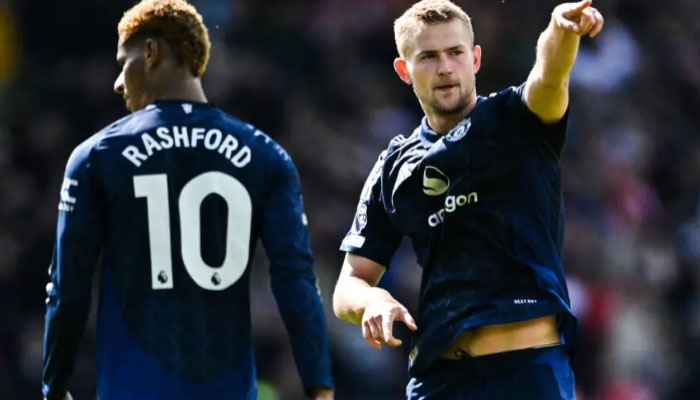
[428,192,479,227]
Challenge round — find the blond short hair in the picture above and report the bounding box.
[118,0,210,77]
[394,0,474,59]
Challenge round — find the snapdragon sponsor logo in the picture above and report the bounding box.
[428,192,479,227]
[423,166,450,196]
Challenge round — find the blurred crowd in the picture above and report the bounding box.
[1,0,699,399]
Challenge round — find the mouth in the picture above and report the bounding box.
[434,83,458,92]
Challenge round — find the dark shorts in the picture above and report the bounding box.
[406,345,575,400]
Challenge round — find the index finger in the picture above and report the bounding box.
[563,0,592,17]
[572,0,593,11]
[399,308,418,331]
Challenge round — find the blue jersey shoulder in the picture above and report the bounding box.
[242,122,292,164]
[101,107,153,138]
[221,114,295,176]
[385,126,423,157]
[64,125,114,178]
[482,84,524,109]
[89,103,293,173]
[64,106,153,172]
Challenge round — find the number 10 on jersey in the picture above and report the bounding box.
[134,172,252,291]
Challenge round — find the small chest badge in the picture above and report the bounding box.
[445,118,471,142]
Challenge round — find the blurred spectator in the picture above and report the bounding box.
[0,1,19,86]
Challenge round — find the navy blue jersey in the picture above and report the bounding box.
[43,100,333,400]
[340,84,576,375]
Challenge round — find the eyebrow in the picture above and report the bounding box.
[416,45,466,56]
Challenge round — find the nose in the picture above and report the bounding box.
[437,54,453,76]
[114,70,124,95]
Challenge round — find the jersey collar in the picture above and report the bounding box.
[420,117,441,146]
[419,96,484,147]
[145,99,214,111]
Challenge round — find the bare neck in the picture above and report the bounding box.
[425,92,478,135]
[154,68,208,104]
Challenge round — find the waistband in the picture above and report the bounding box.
[426,344,566,377]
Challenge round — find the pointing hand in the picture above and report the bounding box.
[362,298,418,349]
[552,0,605,38]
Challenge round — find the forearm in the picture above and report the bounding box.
[332,276,394,325]
[532,21,581,87]
[43,297,91,399]
[271,271,334,394]
[526,17,581,122]
[527,1,605,122]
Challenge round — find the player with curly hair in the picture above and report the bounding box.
[42,1,334,399]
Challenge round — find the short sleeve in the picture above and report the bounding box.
[340,151,402,267]
[510,83,569,159]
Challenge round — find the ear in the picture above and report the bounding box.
[393,58,412,85]
[143,38,160,70]
[472,45,482,74]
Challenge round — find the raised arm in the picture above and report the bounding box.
[333,253,417,349]
[525,0,604,123]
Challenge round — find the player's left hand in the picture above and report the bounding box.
[552,0,604,38]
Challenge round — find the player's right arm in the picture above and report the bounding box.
[334,150,417,349]
[43,136,104,400]
[333,253,417,349]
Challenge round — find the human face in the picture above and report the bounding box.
[114,39,154,112]
[398,19,481,117]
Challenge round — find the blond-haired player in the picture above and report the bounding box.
[334,1,603,398]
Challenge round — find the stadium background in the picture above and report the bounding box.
[1,0,699,399]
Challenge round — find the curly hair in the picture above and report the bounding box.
[394,0,474,59]
[118,0,210,77]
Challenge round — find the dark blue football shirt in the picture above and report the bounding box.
[340,84,576,375]
[43,100,333,399]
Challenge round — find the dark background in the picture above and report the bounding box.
[1,0,699,399]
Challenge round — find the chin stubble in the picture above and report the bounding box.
[433,91,470,115]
